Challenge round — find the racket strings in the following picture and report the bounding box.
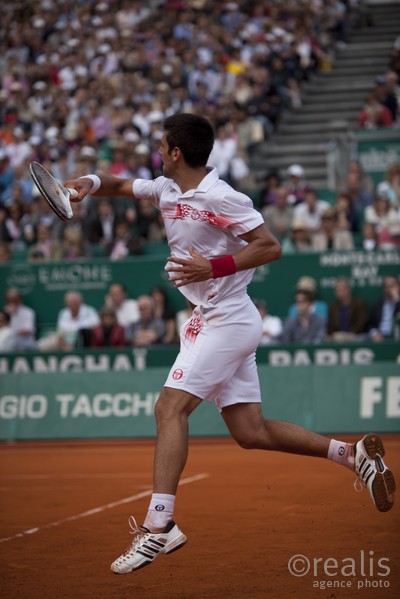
[30,162,73,220]
[36,169,71,209]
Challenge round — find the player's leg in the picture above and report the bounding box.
[111,387,201,574]
[222,403,395,512]
[152,386,202,496]
[221,402,330,456]
[111,303,263,574]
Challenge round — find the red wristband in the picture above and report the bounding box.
[210,255,236,279]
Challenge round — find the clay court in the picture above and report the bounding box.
[1,436,399,599]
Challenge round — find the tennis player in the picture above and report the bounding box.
[66,113,395,574]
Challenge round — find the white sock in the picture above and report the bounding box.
[143,493,175,531]
[327,439,355,471]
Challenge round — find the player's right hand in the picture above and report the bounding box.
[63,177,94,202]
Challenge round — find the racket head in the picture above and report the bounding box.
[29,161,74,221]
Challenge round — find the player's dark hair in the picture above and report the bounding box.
[164,113,214,168]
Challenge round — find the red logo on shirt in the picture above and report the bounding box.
[172,368,183,380]
[176,203,218,224]
[170,204,236,228]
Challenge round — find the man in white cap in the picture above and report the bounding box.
[286,163,312,205]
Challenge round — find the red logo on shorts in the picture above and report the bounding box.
[172,368,183,380]
[185,314,203,342]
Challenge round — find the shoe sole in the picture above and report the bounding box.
[165,534,188,555]
[362,433,396,512]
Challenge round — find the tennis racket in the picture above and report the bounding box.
[29,161,77,221]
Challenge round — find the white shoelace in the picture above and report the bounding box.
[116,516,148,559]
[353,478,364,493]
[128,515,141,535]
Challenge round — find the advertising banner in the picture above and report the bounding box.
[1,365,399,441]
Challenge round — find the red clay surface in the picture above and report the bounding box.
[0,436,399,599]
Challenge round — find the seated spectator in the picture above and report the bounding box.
[3,201,27,249]
[110,142,129,177]
[364,187,400,247]
[375,73,398,123]
[361,222,378,251]
[126,295,166,347]
[207,123,237,183]
[346,161,374,198]
[285,164,312,206]
[333,191,358,233]
[85,199,117,246]
[281,220,312,254]
[262,187,293,241]
[61,225,91,260]
[259,171,282,208]
[343,169,373,223]
[377,164,400,208]
[89,307,126,348]
[4,288,36,350]
[293,189,330,233]
[282,290,326,344]
[228,151,256,193]
[27,222,63,262]
[288,276,328,322]
[22,195,62,239]
[253,298,283,345]
[56,291,100,350]
[105,283,139,327]
[0,309,17,352]
[136,199,166,243]
[357,90,393,129]
[327,277,369,341]
[311,207,354,251]
[150,285,177,344]
[133,144,153,180]
[378,222,400,249]
[369,275,400,342]
[106,218,142,260]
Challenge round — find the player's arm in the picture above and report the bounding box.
[64,174,136,202]
[166,225,281,288]
[234,223,282,270]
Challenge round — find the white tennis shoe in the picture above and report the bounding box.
[111,517,187,574]
[354,433,395,512]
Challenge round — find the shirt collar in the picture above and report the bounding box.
[173,167,219,198]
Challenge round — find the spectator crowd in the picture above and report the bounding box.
[1,0,399,264]
[0,1,399,352]
[261,160,400,252]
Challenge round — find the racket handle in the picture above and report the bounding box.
[67,188,78,199]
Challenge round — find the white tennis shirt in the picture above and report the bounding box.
[132,167,264,308]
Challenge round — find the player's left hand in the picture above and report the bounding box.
[166,247,213,287]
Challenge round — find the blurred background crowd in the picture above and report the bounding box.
[0,0,399,352]
[1,273,399,353]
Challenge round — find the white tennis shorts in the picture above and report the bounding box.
[165,293,262,411]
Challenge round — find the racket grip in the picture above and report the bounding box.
[68,188,78,199]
